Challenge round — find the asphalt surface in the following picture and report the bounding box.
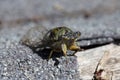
[0,40,80,80]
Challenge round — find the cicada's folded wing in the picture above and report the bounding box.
[20,26,48,48]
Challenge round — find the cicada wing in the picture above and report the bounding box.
[20,25,48,48]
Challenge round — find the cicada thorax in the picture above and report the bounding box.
[41,26,73,49]
[48,26,73,41]
[62,31,81,40]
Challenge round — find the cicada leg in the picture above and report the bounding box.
[61,43,68,63]
[48,50,54,60]
[69,44,83,55]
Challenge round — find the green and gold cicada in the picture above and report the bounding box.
[21,26,82,60]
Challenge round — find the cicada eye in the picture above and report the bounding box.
[73,31,81,38]
[75,31,81,36]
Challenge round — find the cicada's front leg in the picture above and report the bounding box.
[69,43,83,55]
[61,43,69,63]
[61,43,67,57]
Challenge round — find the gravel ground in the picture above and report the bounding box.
[0,40,80,80]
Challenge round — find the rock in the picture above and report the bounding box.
[75,44,120,80]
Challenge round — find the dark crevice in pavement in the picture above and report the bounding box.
[80,42,112,50]
[78,36,120,49]
[79,35,120,42]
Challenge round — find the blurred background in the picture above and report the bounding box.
[0,0,120,46]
